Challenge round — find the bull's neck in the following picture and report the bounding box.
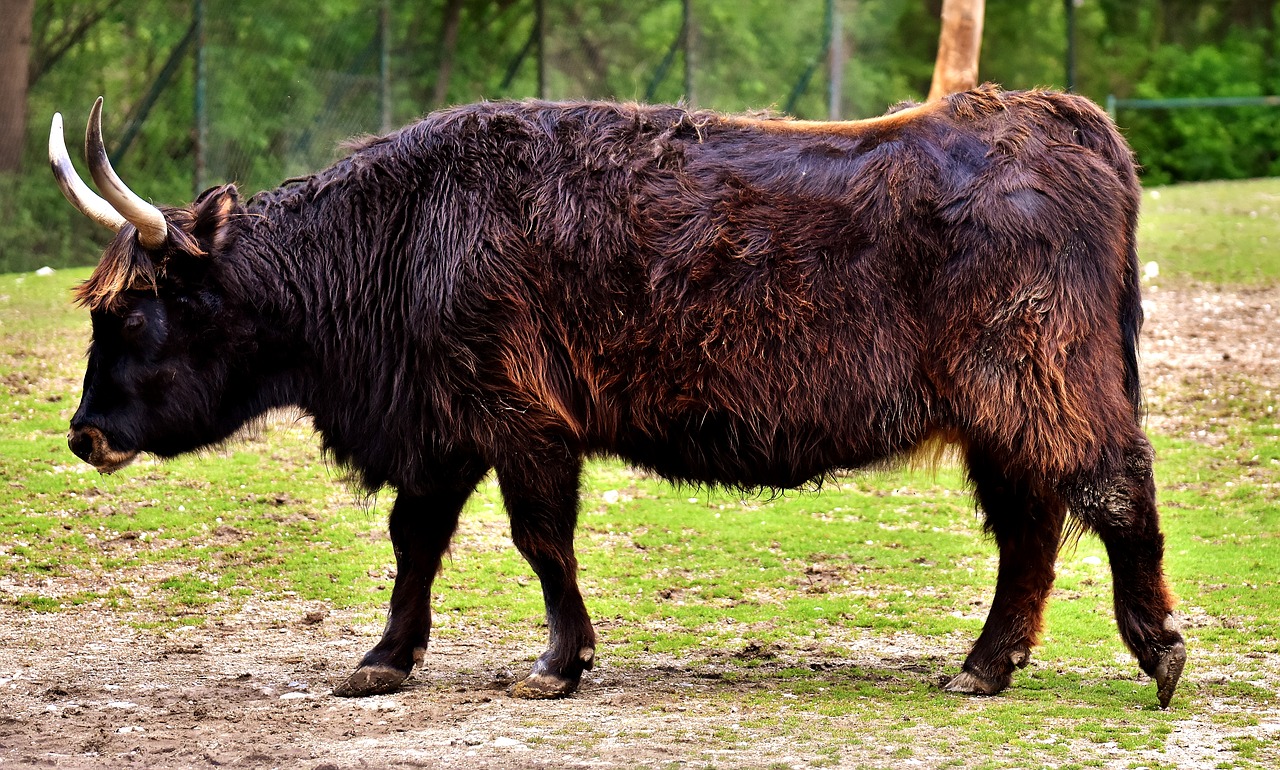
[220,197,344,418]
[233,182,419,483]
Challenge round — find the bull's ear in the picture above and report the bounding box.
[189,184,242,254]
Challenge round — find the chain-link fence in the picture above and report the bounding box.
[9,0,1276,276]
[199,2,387,194]
[190,0,857,196]
[21,0,921,272]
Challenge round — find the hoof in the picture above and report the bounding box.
[943,670,1008,696]
[1155,641,1187,709]
[333,664,409,697]
[509,672,580,700]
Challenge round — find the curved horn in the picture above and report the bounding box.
[85,97,168,249]
[49,112,127,232]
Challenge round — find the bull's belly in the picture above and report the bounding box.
[607,411,931,490]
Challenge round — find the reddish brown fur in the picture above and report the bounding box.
[66,85,1184,705]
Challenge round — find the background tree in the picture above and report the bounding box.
[0,0,36,173]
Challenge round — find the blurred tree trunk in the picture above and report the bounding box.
[431,0,464,108]
[927,0,984,101]
[0,0,36,172]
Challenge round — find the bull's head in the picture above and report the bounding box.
[52,99,251,473]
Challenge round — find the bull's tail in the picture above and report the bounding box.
[1119,207,1144,421]
[1082,103,1145,423]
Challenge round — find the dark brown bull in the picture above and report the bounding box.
[50,85,1186,706]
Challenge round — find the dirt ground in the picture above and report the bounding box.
[1,285,1277,769]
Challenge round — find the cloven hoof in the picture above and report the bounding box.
[942,670,1008,696]
[333,664,409,697]
[509,672,581,699]
[1155,641,1187,709]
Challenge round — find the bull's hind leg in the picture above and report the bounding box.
[946,450,1066,697]
[334,462,488,697]
[496,447,596,699]
[1063,438,1185,708]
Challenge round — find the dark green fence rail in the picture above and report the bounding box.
[1106,94,1280,120]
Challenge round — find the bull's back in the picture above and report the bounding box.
[437,90,1138,486]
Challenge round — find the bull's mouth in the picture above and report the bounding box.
[71,426,140,474]
[93,449,140,474]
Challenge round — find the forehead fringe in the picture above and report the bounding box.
[73,212,205,312]
[73,236,158,312]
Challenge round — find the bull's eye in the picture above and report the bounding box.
[123,311,147,337]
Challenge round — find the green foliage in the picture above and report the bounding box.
[4,1,1278,273]
[1122,30,1280,184]
[0,172,109,273]
[979,1,1280,185]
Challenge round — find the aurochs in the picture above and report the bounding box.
[50,85,1185,706]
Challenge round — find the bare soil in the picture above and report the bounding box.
[2,285,1277,769]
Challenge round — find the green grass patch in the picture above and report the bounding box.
[1138,177,1280,285]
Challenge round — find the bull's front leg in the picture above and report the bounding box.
[334,464,487,697]
[496,447,596,699]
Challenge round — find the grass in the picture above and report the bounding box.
[2,176,1279,767]
[1137,178,1280,284]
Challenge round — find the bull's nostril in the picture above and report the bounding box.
[68,428,96,463]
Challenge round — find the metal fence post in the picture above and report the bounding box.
[683,0,696,106]
[785,0,835,115]
[193,0,207,195]
[828,0,843,120]
[1064,0,1076,92]
[380,0,391,132]
[535,0,546,99]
